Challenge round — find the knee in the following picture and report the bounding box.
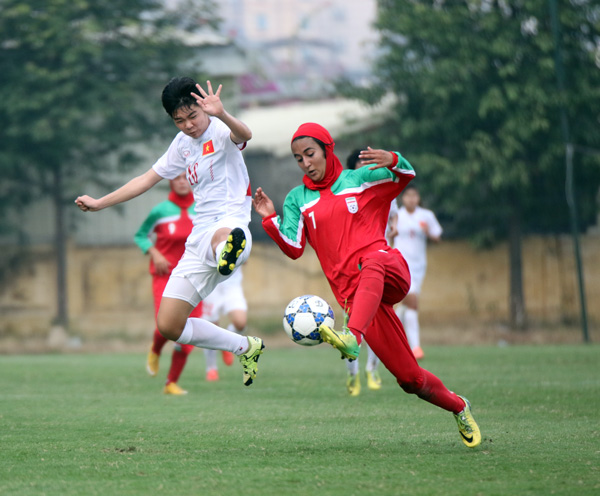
[157,314,184,341]
[398,371,425,395]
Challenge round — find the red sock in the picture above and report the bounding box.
[151,328,168,355]
[166,344,193,384]
[416,369,466,414]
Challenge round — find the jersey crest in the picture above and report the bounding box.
[345,196,359,214]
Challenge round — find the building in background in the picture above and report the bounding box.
[218,0,379,104]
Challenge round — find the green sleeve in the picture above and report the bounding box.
[133,207,161,254]
[357,151,415,182]
[277,187,306,244]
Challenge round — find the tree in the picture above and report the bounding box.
[358,0,600,329]
[0,0,217,329]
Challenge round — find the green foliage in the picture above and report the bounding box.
[0,345,599,495]
[366,0,600,241]
[0,0,214,236]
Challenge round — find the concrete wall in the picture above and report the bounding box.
[1,235,598,340]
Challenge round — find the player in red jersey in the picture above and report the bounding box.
[253,122,481,448]
[135,173,201,395]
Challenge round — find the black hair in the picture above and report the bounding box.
[161,77,203,117]
[346,149,362,170]
[292,136,327,157]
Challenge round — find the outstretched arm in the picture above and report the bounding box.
[191,81,252,144]
[254,187,305,260]
[75,168,163,212]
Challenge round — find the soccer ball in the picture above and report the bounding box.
[283,294,335,346]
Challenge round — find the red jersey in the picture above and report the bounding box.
[262,153,415,307]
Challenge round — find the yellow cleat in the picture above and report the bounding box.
[346,373,361,396]
[318,325,360,361]
[239,336,265,386]
[146,346,159,377]
[366,370,382,390]
[454,396,481,448]
[163,382,188,395]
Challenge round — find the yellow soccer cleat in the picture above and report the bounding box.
[163,382,188,395]
[318,325,360,361]
[346,373,361,396]
[454,396,481,448]
[146,346,160,377]
[217,228,247,276]
[239,336,265,386]
[366,370,382,390]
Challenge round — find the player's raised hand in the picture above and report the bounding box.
[75,195,101,212]
[192,81,224,117]
[252,187,276,218]
[358,147,395,170]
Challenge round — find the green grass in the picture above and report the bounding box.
[1,344,599,495]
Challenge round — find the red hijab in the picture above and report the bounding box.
[292,122,343,191]
[168,182,194,209]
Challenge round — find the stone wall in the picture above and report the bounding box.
[1,235,598,340]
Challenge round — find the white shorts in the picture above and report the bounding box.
[162,224,252,307]
[202,269,247,322]
[407,264,426,295]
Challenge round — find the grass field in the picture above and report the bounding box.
[1,344,598,495]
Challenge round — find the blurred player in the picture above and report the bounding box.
[134,172,200,395]
[76,78,264,387]
[201,268,248,381]
[392,185,442,360]
[253,123,481,448]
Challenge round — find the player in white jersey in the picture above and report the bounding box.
[75,77,264,386]
[392,184,442,360]
[201,268,248,381]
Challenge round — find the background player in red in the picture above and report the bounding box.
[253,122,481,448]
[134,172,200,395]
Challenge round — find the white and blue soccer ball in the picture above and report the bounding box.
[283,294,335,346]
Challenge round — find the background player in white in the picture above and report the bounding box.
[75,77,264,386]
[393,184,442,361]
[202,268,248,381]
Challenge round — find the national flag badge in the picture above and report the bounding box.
[202,139,215,156]
[345,196,359,214]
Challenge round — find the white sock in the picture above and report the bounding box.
[204,349,217,371]
[177,317,248,354]
[346,356,359,375]
[365,342,380,372]
[403,308,420,349]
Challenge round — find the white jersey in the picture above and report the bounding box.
[388,198,399,220]
[152,117,251,240]
[393,205,442,274]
